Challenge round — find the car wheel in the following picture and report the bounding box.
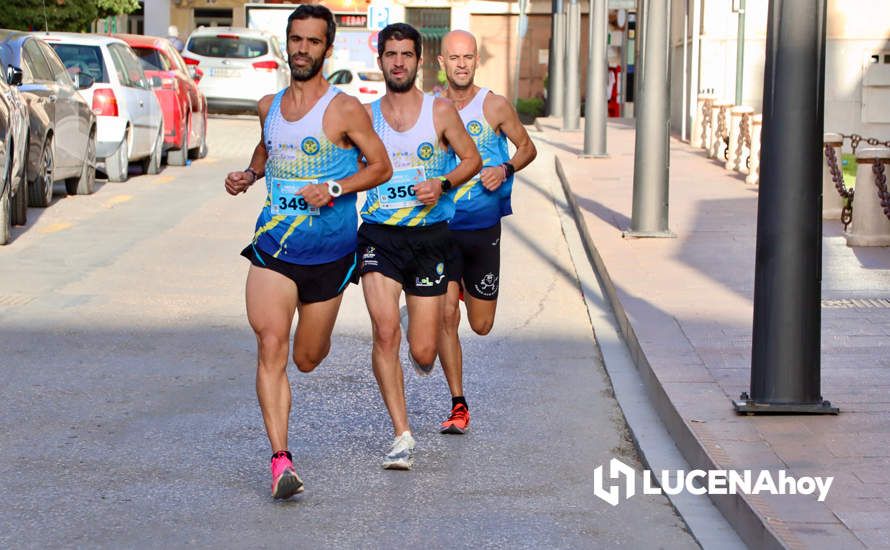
[1,186,10,246]
[142,125,163,175]
[105,132,129,183]
[189,114,207,160]
[168,117,189,166]
[12,171,27,226]
[28,136,54,207]
[66,128,96,196]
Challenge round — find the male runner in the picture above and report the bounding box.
[435,30,537,434]
[357,23,481,470]
[224,5,391,499]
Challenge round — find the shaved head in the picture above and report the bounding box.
[438,30,479,91]
[441,30,477,56]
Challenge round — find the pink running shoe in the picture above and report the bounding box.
[270,450,304,499]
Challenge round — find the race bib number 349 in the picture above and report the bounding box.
[270,178,320,216]
[379,166,426,209]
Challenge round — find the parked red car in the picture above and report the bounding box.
[115,34,208,166]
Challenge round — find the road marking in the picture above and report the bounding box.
[154,176,175,185]
[103,195,133,208]
[39,222,72,234]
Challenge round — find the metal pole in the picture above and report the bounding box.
[689,0,701,134]
[734,0,747,105]
[627,0,673,237]
[562,0,581,130]
[680,0,688,141]
[551,0,566,118]
[733,0,837,414]
[513,0,529,106]
[583,0,608,156]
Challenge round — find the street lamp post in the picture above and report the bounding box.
[733,0,837,415]
[627,0,673,237]
[550,0,566,118]
[562,0,581,131]
[583,0,608,156]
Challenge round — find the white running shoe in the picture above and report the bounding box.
[382,431,416,470]
[399,305,435,376]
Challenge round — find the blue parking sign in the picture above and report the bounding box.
[368,6,390,30]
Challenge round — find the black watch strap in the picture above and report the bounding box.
[502,162,515,178]
[439,177,453,192]
[245,167,260,182]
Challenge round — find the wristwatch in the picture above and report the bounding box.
[326,180,343,198]
[502,162,516,178]
[439,176,453,192]
[244,167,260,182]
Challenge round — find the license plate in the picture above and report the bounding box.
[210,67,242,78]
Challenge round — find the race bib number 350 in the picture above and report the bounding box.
[379,166,426,209]
[270,178,320,216]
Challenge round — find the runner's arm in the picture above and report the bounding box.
[436,98,482,188]
[337,96,392,193]
[224,95,272,195]
[479,94,537,191]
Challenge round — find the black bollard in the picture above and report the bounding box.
[733,0,837,414]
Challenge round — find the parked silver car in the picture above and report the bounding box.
[182,27,289,112]
[44,33,163,182]
[1,64,28,244]
[0,30,98,206]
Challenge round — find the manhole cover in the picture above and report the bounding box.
[821,298,890,309]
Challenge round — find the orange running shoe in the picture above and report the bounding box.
[440,403,470,434]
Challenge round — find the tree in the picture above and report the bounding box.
[0,0,139,33]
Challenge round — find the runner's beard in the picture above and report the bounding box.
[447,77,473,91]
[290,54,324,81]
[385,69,418,93]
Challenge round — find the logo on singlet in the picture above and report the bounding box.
[436,262,444,275]
[417,142,434,161]
[301,137,320,156]
[466,120,483,136]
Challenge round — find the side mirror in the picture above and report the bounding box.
[7,65,23,86]
[188,65,202,82]
[75,72,94,90]
[151,75,163,88]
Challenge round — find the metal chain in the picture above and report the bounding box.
[873,161,890,221]
[840,133,890,154]
[701,101,712,145]
[737,113,750,166]
[823,143,855,230]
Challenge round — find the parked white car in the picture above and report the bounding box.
[43,33,163,182]
[182,27,289,112]
[326,66,385,104]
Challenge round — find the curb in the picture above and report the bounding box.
[553,155,787,550]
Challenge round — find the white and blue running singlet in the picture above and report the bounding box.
[360,94,458,226]
[251,86,359,264]
[449,88,514,231]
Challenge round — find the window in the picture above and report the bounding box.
[187,36,268,59]
[37,40,72,85]
[358,71,383,82]
[22,39,52,82]
[50,43,107,83]
[108,43,149,89]
[134,47,169,71]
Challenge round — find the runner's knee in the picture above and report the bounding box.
[409,341,437,366]
[443,299,461,331]
[469,315,494,336]
[293,348,327,373]
[372,319,400,351]
[256,331,289,369]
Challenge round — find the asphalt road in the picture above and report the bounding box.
[0,115,697,549]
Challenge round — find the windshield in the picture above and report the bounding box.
[49,43,108,83]
[186,36,268,59]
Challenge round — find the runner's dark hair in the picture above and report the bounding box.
[287,4,336,49]
[377,23,421,58]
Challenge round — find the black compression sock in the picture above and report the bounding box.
[452,396,468,410]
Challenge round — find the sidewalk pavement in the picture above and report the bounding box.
[533,117,890,549]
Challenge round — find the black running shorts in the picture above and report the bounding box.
[448,221,501,301]
[241,245,357,304]
[357,222,452,297]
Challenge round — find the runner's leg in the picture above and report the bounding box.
[438,281,464,398]
[464,295,498,336]
[362,272,410,435]
[292,293,345,373]
[405,293,444,368]
[246,264,298,453]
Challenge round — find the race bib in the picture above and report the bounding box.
[270,177,319,216]
[379,166,426,209]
